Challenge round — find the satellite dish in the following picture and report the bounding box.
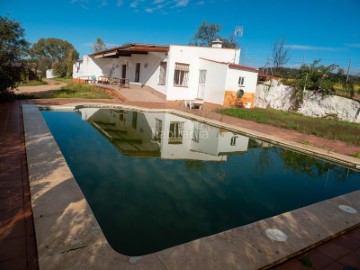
[237,89,244,98]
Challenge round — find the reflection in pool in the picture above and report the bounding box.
[41,108,360,256]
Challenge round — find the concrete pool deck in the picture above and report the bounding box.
[20,102,360,269]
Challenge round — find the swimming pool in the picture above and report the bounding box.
[41,107,360,256]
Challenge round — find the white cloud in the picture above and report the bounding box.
[130,0,139,8]
[285,45,339,51]
[154,0,165,3]
[145,8,154,12]
[174,0,189,7]
[346,43,360,48]
[195,0,205,5]
[117,0,124,6]
[99,0,108,6]
[70,0,89,9]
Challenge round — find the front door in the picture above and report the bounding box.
[121,64,126,79]
[197,69,207,99]
[135,63,141,82]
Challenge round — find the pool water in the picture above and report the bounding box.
[41,108,360,256]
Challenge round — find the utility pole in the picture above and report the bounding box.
[345,59,352,83]
[263,57,273,75]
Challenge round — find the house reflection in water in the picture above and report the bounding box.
[78,108,262,161]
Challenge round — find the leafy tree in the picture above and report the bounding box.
[289,60,339,111]
[0,16,29,97]
[190,21,239,49]
[297,60,338,93]
[189,21,222,47]
[272,39,290,69]
[221,34,238,49]
[93,37,106,52]
[30,38,79,77]
[51,62,66,77]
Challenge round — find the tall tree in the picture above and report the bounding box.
[189,21,222,47]
[93,37,106,52]
[30,38,79,77]
[272,39,290,68]
[0,16,29,97]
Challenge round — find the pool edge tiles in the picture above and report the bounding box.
[23,104,360,270]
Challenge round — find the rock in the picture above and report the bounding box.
[255,79,360,123]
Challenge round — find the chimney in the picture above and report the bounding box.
[211,38,223,48]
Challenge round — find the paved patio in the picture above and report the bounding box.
[1,96,360,269]
[0,101,38,270]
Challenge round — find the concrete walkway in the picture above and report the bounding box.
[0,101,38,270]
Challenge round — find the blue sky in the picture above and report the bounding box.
[2,0,360,73]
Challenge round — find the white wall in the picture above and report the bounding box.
[73,55,107,79]
[165,45,240,101]
[198,59,227,105]
[126,52,168,95]
[46,69,57,79]
[73,52,168,94]
[225,68,258,93]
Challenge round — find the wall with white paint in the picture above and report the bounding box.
[198,59,227,105]
[225,68,258,93]
[165,45,240,101]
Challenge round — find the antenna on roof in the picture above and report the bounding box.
[234,26,244,38]
[233,26,244,63]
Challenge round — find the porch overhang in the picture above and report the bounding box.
[90,43,169,59]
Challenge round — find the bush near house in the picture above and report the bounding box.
[218,107,360,146]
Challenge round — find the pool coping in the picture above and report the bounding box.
[23,103,360,270]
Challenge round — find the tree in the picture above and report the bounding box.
[189,21,222,47]
[272,39,290,69]
[297,60,338,93]
[289,60,338,111]
[30,38,79,77]
[52,62,67,77]
[93,37,106,53]
[221,34,238,49]
[0,16,29,97]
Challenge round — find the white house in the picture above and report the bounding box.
[74,41,259,107]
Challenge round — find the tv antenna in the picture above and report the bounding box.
[233,26,244,63]
[234,26,244,38]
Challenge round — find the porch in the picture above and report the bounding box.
[95,83,166,103]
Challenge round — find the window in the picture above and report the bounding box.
[230,136,238,146]
[152,119,163,142]
[159,62,167,85]
[174,63,189,87]
[169,122,184,144]
[238,77,245,86]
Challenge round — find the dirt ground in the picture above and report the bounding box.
[15,79,67,94]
